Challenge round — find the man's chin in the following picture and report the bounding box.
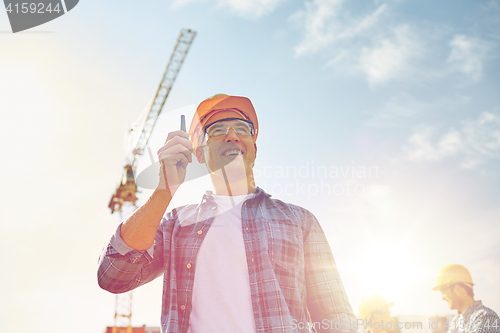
[220,162,247,177]
[213,155,244,170]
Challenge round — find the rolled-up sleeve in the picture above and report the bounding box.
[304,212,357,333]
[97,219,170,294]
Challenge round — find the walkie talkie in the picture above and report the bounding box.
[159,115,187,174]
[176,115,186,167]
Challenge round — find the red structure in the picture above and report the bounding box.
[105,326,145,333]
[105,326,160,333]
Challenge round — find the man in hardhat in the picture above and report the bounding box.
[432,264,499,333]
[98,94,357,333]
[358,295,395,333]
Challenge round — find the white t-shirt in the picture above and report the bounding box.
[448,314,464,333]
[187,193,256,333]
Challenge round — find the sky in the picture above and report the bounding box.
[1,0,499,332]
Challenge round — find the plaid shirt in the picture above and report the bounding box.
[98,187,357,333]
[447,301,500,333]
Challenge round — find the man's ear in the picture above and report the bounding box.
[451,284,461,296]
[195,146,206,163]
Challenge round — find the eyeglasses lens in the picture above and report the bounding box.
[206,120,253,138]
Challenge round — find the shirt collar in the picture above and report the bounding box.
[180,187,271,227]
[201,186,271,203]
[463,300,482,318]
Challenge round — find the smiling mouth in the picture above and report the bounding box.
[222,149,242,157]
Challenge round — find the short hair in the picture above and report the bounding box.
[456,282,474,298]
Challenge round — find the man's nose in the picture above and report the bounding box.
[225,128,239,142]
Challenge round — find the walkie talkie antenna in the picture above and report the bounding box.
[180,115,186,132]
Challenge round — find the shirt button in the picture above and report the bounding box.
[197,230,202,235]
[180,305,186,310]
[187,263,191,269]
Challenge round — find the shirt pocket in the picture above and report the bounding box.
[267,224,304,271]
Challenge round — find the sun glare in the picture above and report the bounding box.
[360,243,420,300]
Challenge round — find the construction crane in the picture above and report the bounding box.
[106,28,196,333]
[108,28,196,215]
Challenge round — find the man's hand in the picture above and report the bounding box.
[157,130,193,196]
[120,130,192,251]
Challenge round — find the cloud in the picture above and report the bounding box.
[172,0,284,17]
[367,92,474,128]
[218,0,284,17]
[291,1,423,86]
[447,35,489,80]
[358,25,415,85]
[366,93,431,128]
[172,0,205,9]
[291,0,387,56]
[405,112,500,168]
[290,0,343,56]
[291,3,497,88]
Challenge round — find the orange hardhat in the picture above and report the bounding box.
[188,94,259,148]
[358,295,394,321]
[432,264,474,291]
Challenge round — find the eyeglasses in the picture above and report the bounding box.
[203,119,254,142]
[440,284,456,294]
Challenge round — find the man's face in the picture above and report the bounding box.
[195,119,257,179]
[441,285,463,310]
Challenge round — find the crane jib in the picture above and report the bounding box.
[108,29,196,214]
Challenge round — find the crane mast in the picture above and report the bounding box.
[108,28,196,214]
[106,28,196,333]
